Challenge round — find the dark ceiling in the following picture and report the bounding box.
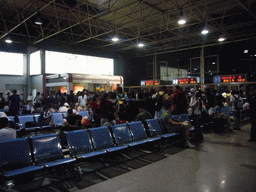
[0,0,256,57]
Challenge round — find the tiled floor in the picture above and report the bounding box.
[80,124,256,192]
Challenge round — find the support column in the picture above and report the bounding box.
[153,53,157,81]
[41,50,46,97]
[200,47,205,91]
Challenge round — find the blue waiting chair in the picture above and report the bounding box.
[52,113,64,126]
[18,115,35,128]
[30,134,76,168]
[78,111,89,118]
[90,127,128,153]
[0,138,43,178]
[111,124,134,147]
[8,116,15,123]
[65,130,105,159]
[127,121,161,145]
[146,119,178,139]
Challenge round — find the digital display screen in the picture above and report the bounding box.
[173,78,197,85]
[221,75,246,83]
[141,80,160,86]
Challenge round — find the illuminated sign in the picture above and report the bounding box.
[141,80,160,86]
[173,78,197,85]
[214,75,246,83]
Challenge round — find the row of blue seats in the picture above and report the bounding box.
[0,115,192,182]
[216,106,234,116]
[8,111,90,128]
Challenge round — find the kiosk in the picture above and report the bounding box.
[45,73,123,94]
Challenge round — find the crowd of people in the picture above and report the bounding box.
[0,85,255,146]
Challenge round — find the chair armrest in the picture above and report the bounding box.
[148,129,160,137]
[116,136,125,145]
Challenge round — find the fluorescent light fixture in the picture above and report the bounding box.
[5,38,12,43]
[244,50,248,53]
[201,29,209,35]
[178,19,186,25]
[112,36,119,42]
[138,43,144,47]
[35,18,43,25]
[218,37,225,42]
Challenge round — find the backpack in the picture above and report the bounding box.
[117,94,127,113]
[234,97,243,110]
[155,94,164,111]
[177,92,188,113]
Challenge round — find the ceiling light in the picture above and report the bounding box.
[112,36,119,42]
[178,19,186,25]
[201,29,209,35]
[218,37,226,42]
[138,43,144,47]
[254,54,256,56]
[212,62,216,64]
[5,38,12,43]
[35,17,43,25]
[244,50,248,53]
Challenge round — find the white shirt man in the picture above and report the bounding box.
[58,103,70,113]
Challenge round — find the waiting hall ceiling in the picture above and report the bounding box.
[0,0,256,56]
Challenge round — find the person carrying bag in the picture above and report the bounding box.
[189,91,206,144]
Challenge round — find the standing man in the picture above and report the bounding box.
[116,87,128,120]
[9,90,22,116]
[68,90,75,106]
[171,86,188,115]
[230,90,243,130]
[27,93,33,104]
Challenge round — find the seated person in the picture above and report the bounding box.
[0,117,16,141]
[59,115,81,147]
[208,103,236,133]
[163,103,194,148]
[32,103,43,114]
[58,102,70,113]
[0,111,16,128]
[38,106,54,126]
[59,114,81,133]
[135,101,153,122]
[48,105,58,113]
[64,109,81,124]
[103,112,117,127]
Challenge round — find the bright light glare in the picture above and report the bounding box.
[138,43,144,47]
[45,51,113,75]
[30,51,41,75]
[244,50,248,53]
[178,19,186,25]
[0,51,23,75]
[201,29,209,35]
[35,21,43,25]
[221,181,225,184]
[218,37,225,42]
[212,62,216,64]
[5,39,12,43]
[112,37,119,42]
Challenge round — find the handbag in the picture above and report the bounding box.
[188,107,194,117]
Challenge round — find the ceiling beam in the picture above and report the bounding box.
[0,0,55,40]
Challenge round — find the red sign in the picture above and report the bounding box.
[178,78,197,84]
[221,75,245,83]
